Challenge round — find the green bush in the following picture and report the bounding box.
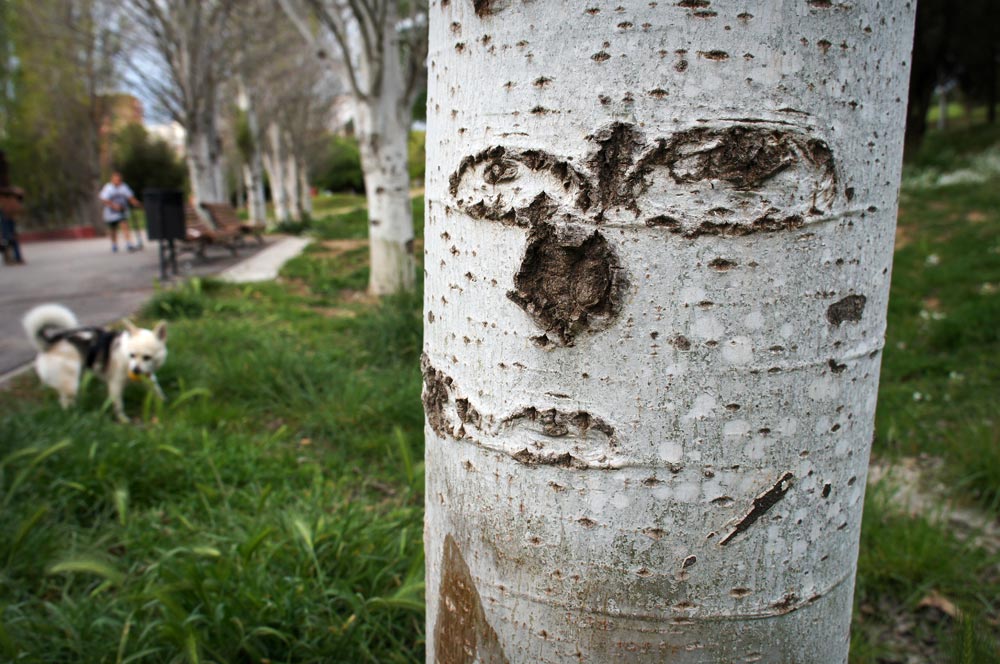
[112,123,187,199]
[316,135,364,193]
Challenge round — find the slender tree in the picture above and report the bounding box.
[423,2,916,662]
[278,0,427,295]
[125,0,235,204]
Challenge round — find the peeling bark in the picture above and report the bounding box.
[425,1,915,662]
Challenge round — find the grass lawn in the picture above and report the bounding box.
[1,123,998,661]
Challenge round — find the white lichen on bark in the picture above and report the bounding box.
[424,1,915,662]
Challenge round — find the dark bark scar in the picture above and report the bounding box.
[720,472,794,546]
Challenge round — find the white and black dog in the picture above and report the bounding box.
[22,304,167,422]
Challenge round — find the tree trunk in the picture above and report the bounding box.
[244,91,268,226]
[298,157,312,217]
[282,141,300,221]
[423,3,916,663]
[356,98,414,295]
[264,122,290,224]
[354,2,415,296]
[186,117,227,204]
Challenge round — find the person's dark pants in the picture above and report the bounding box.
[1,217,22,263]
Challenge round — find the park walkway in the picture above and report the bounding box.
[0,236,286,379]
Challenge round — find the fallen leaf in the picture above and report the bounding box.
[917,591,960,619]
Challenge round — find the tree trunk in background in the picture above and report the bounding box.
[282,145,300,221]
[423,2,915,662]
[243,89,268,226]
[355,5,415,296]
[298,158,312,217]
[357,95,414,295]
[264,122,290,224]
[186,115,227,204]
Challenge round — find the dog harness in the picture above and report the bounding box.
[40,325,121,371]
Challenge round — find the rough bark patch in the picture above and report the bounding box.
[720,472,794,545]
[422,355,455,438]
[435,534,509,664]
[586,122,644,213]
[449,146,592,223]
[507,223,626,345]
[635,126,832,191]
[826,294,867,325]
[504,407,615,441]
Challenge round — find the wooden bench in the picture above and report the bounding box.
[200,202,266,245]
[181,203,239,257]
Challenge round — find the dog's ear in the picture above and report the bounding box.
[154,320,167,341]
[123,319,139,335]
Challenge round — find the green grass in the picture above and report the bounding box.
[0,215,425,661]
[850,123,1000,662]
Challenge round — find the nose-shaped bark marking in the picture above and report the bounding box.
[507,222,626,345]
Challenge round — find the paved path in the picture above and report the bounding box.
[0,236,271,377]
[218,237,310,283]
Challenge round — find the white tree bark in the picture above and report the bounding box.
[424,2,916,663]
[277,0,425,294]
[240,85,268,226]
[357,94,415,295]
[298,157,313,217]
[283,140,301,220]
[186,115,227,203]
[264,121,291,224]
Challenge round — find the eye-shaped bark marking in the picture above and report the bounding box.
[422,355,456,439]
[449,146,592,226]
[435,534,509,664]
[507,222,627,346]
[471,0,510,18]
[629,125,838,236]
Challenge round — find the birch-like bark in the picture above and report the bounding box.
[264,122,290,224]
[242,86,268,226]
[357,94,415,294]
[277,0,423,294]
[186,114,227,203]
[282,144,301,220]
[298,157,313,217]
[424,2,915,663]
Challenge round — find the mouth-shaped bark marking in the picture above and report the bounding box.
[719,472,794,546]
[421,356,619,468]
[507,222,627,345]
[435,534,509,664]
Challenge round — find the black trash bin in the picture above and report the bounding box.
[143,189,185,279]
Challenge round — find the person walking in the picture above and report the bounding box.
[99,171,143,253]
[0,150,26,266]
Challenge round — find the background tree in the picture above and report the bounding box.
[0,0,119,229]
[125,0,235,204]
[278,0,428,295]
[423,2,916,661]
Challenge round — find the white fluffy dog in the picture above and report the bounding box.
[22,304,167,422]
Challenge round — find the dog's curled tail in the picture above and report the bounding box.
[22,303,79,351]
